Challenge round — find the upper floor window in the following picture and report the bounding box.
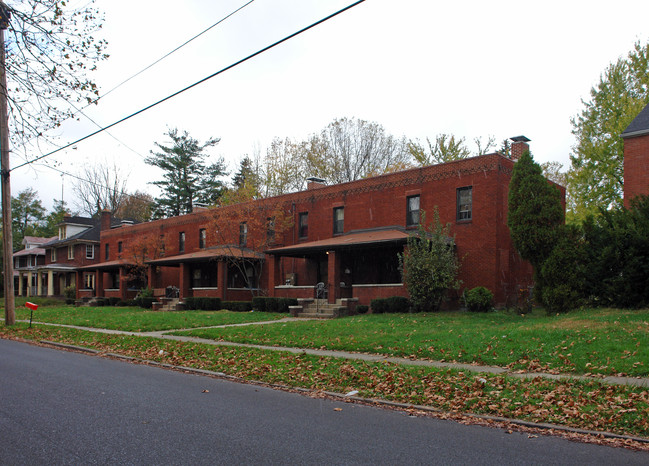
[160,235,166,256]
[406,195,420,227]
[179,232,185,253]
[333,207,344,235]
[51,248,57,262]
[105,244,109,261]
[199,229,206,249]
[86,244,94,259]
[266,217,275,243]
[68,245,74,260]
[118,241,123,253]
[239,222,248,247]
[59,225,66,240]
[457,186,473,221]
[298,212,308,239]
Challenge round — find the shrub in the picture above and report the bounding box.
[356,305,369,314]
[386,296,410,313]
[370,297,411,314]
[134,297,156,309]
[398,209,461,312]
[266,297,279,313]
[252,297,267,312]
[107,297,120,306]
[63,285,76,300]
[540,224,587,313]
[184,297,222,311]
[464,286,494,312]
[277,298,298,313]
[222,301,252,312]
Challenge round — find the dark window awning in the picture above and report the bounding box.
[266,228,411,257]
[146,246,264,267]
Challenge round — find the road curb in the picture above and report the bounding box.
[38,338,649,446]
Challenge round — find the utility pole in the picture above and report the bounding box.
[0,2,14,326]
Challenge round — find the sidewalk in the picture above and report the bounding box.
[15,318,649,389]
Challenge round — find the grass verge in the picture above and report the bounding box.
[11,306,284,332]
[1,323,648,441]
[173,308,649,377]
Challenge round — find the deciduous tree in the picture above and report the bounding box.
[3,0,108,147]
[115,190,154,223]
[73,160,129,217]
[11,187,45,248]
[206,191,293,296]
[567,41,649,222]
[305,117,411,184]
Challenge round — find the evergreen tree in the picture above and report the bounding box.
[507,151,564,290]
[146,129,227,218]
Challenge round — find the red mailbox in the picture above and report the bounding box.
[25,302,38,311]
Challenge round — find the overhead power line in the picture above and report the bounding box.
[11,0,366,172]
[88,0,257,107]
[17,0,256,154]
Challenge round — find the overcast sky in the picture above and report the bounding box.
[10,0,649,211]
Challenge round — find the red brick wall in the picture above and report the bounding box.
[99,153,544,307]
[624,134,649,208]
[44,243,100,268]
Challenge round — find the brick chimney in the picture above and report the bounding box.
[510,135,531,161]
[306,177,326,190]
[100,210,112,231]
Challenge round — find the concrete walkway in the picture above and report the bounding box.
[12,318,649,389]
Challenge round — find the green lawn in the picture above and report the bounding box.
[11,305,284,332]
[172,308,649,377]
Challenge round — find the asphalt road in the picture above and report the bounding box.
[0,338,647,465]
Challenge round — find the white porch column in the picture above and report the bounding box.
[26,273,32,297]
[48,270,55,296]
[37,271,43,296]
[18,272,23,296]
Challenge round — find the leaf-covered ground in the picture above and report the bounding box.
[2,323,649,442]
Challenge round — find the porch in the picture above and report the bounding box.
[145,246,265,302]
[266,228,410,306]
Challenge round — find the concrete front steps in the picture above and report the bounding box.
[289,298,358,319]
[152,298,184,312]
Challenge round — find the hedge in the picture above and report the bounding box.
[183,297,222,311]
[251,297,298,313]
[370,296,411,314]
[222,301,252,312]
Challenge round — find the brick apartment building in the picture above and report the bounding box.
[80,136,554,309]
[623,102,649,206]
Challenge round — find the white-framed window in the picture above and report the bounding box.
[84,273,95,290]
[51,248,57,262]
[86,244,94,259]
[68,245,74,260]
[59,226,66,240]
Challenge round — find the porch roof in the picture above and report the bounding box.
[266,228,410,257]
[79,259,134,271]
[146,246,264,266]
